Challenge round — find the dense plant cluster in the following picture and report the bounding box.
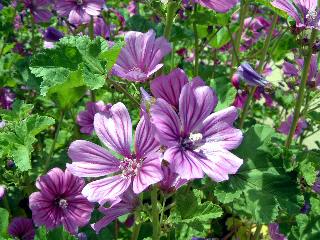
[0,0,320,239]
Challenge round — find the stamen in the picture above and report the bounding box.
[76,0,83,5]
[120,158,142,179]
[58,199,68,209]
[307,10,317,23]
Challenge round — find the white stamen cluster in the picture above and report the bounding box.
[189,132,203,143]
[58,199,68,209]
[307,10,317,22]
[120,158,142,179]
[76,0,83,5]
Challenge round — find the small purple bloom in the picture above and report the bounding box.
[194,0,239,12]
[237,62,269,87]
[76,101,112,135]
[55,0,105,26]
[313,175,320,193]
[128,0,138,16]
[271,0,320,29]
[68,102,164,203]
[29,168,94,234]
[278,115,308,138]
[268,223,287,240]
[301,201,311,214]
[112,30,171,82]
[151,76,243,181]
[44,27,64,42]
[77,232,87,240]
[91,189,139,233]
[0,120,5,128]
[8,217,35,240]
[0,88,15,109]
[159,165,188,193]
[0,185,5,200]
[24,0,52,23]
[94,17,112,39]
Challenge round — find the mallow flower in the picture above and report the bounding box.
[112,30,171,82]
[55,0,105,26]
[268,223,288,240]
[271,0,320,29]
[159,165,188,193]
[24,0,52,23]
[278,114,307,138]
[8,217,35,240]
[312,174,320,193]
[150,78,243,181]
[67,102,164,203]
[29,168,93,234]
[0,88,15,109]
[0,185,5,200]
[92,189,139,233]
[237,62,269,87]
[194,0,239,13]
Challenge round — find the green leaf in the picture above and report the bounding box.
[210,77,237,111]
[82,65,105,90]
[35,226,47,240]
[290,214,320,240]
[12,144,31,171]
[255,0,288,18]
[0,208,9,238]
[47,227,76,240]
[26,115,55,136]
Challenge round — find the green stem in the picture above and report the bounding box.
[151,187,160,240]
[159,196,167,225]
[227,25,240,66]
[31,16,36,52]
[285,29,318,147]
[253,224,262,240]
[44,110,65,172]
[89,16,96,102]
[163,1,177,40]
[238,14,278,129]
[193,5,199,76]
[2,193,11,215]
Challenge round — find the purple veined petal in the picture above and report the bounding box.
[164,147,204,180]
[201,106,243,150]
[134,116,160,159]
[82,175,131,203]
[151,68,188,109]
[190,76,206,87]
[150,99,181,147]
[84,0,104,16]
[35,168,65,199]
[94,102,132,158]
[283,61,299,77]
[195,0,239,13]
[33,9,52,23]
[133,152,164,194]
[67,140,120,177]
[308,54,318,81]
[179,83,217,136]
[69,8,91,25]
[294,0,317,14]
[92,204,132,233]
[8,217,35,240]
[196,147,243,182]
[271,0,302,25]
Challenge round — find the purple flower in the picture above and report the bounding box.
[313,175,320,193]
[8,217,35,240]
[194,0,239,12]
[271,0,320,29]
[0,88,15,109]
[278,115,308,138]
[128,1,138,16]
[112,30,171,82]
[268,223,287,240]
[55,0,104,26]
[67,102,164,203]
[44,27,64,42]
[94,17,112,39]
[0,185,5,200]
[237,62,269,87]
[76,101,112,135]
[24,0,52,23]
[91,189,139,233]
[77,232,87,240]
[150,79,243,181]
[159,165,188,193]
[29,168,94,234]
[0,120,5,128]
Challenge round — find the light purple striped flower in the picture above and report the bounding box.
[76,101,112,135]
[55,0,104,26]
[269,223,287,240]
[8,217,35,240]
[112,30,171,82]
[29,168,94,234]
[271,0,320,29]
[67,102,164,203]
[194,0,239,12]
[150,78,243,181]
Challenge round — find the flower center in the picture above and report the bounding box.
[76,0,83,5]
[306,10,318,23]
[58,199,68,209]
[189,132,203,143]
[182,132,204,150]
[120,158,142,179]
[129,66,143,73]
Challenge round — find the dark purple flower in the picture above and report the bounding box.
[55,0,104,26]
[301,201,311,214]
[94,17,112,39]
[237,62,269,87]
[313,175,320,193]
[271,0,320,29]
[76,101,112,135]
[233,89,248,108]
[278,115,308,138]
[91,189,139,233]
[268,223,287,240]
[67,103,164,202]
[29,168,94,234]
[159,165,188,193]
[77,232,87,240]
[127,1,137,16]
[8,217,35,240]
[0,185,5,200]
[109,8,126,28]
[24,0,52,23]
[44,27,64,42]
[150,70,243,181]
[112,30,171,82]
[0,88,15,109]
[194,0,239,13]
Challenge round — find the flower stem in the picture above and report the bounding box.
[163,1,177,40]
[44,109,65,172]
[151,187,160,240]
[238,14,278,129]
[193,4,199,76]
[89,16,96,102]
[285,29,317,147]
[253,224,262,240]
